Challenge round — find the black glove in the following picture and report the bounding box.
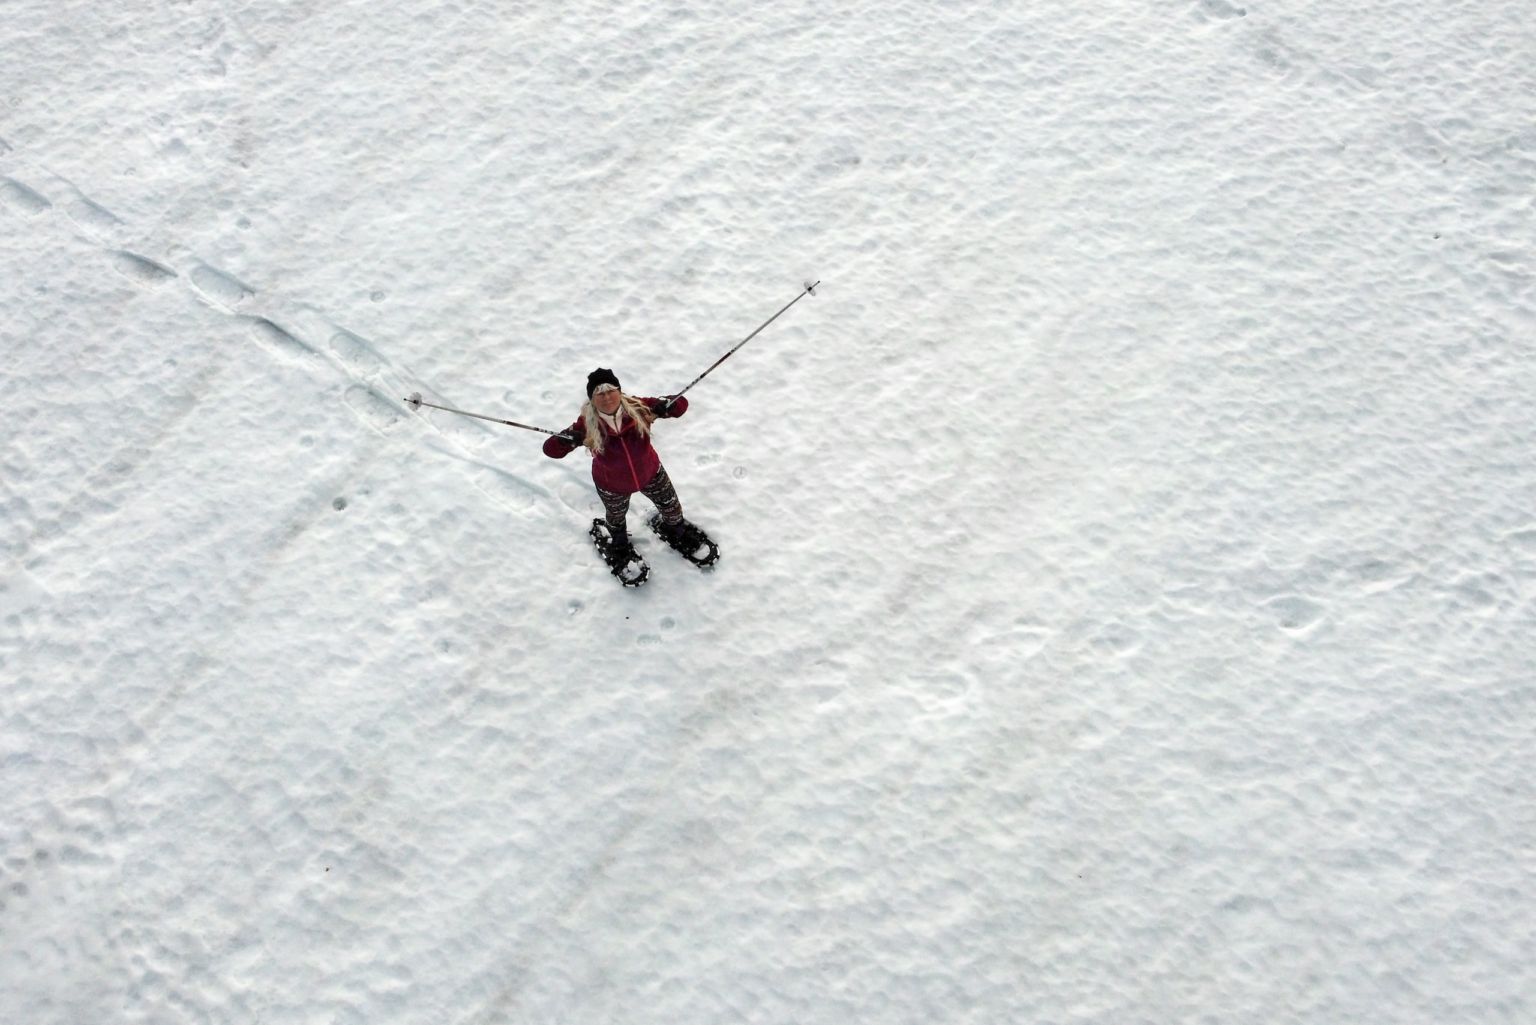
[654,396,677,417]
[553,431,581,447]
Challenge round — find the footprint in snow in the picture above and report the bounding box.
[249,318,318,363]
[1090,621,1141,656]
[470,465,540,515]
[188,263,253,308]
[1,177,51,215]
[1353,559,1411,594]
[64,195,122,237]
[111,251,177,285]
[1262,595,1324,631]
[343,385,402,434]
[329,330,387,377]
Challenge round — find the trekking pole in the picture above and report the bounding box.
[671,280,819,400]
[404,392,560,436]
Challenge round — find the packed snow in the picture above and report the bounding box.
[3,1,1534,1021]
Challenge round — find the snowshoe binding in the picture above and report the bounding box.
[648,515,720,569]
[590,519,649,586]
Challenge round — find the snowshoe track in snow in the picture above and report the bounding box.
[111,250,178,285]
[0,158,550,531]
[470,464,542,515]
[329,329,389,377]
[188,262,254,309]
[44,174,125,238]
[1,177,51,214]
[63,194,122,237]
[249,317,318,364]
[344,385,404,434]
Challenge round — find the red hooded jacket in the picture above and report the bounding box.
[541,395,689,494]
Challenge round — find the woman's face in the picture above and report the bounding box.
[593,387,622,415]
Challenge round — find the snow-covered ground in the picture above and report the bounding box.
[3,1,1534,1021]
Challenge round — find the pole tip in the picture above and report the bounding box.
[805,280,819,296]
[406,392,422,409]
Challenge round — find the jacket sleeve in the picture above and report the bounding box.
[644,396,688,419]
[542,417,586,458]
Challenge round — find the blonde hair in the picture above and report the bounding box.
[581,392,655,454]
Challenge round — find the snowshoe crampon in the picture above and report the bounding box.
[590,519,649,586]
[649,515,720,569]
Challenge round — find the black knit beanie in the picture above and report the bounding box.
[586,367,621,397]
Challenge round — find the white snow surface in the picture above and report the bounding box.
[3,1,1535,1021]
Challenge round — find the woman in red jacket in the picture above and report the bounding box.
[542,368,702,564]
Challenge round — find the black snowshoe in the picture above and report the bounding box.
[648,515,720,569]
[590,519,649,586]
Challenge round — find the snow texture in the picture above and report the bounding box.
[3,1,1534,1022]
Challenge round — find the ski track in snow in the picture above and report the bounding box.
[3,1,1536,1023]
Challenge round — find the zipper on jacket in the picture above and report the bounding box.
[603,416,644,492]
[620,432,642,491]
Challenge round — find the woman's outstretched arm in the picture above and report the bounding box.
[542,417,587,457]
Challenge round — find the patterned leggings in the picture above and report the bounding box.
[597,465,683,538]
